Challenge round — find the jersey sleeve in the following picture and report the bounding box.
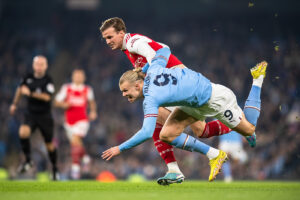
[19,74,29,87]
[126,35,157,64]
[147,47,171,73]
[119,97,159,152]
[87,86,95,101]
[55,84,67,102]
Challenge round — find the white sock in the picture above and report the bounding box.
[206,147,220,160]
[71,164,81,180]
[253,75,264,88]
[167,162,182,173]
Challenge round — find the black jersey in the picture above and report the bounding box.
[20,73,55,114]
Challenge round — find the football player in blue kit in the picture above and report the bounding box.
[102,47,267,182]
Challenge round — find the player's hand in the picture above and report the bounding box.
[20,85,31,96]
[9,104,17,115]
[62,102,71,110]
[89,111,97,121]
[102,146,121,161]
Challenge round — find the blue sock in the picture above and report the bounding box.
[222,162,231,178]
[244,85,261,126]
[170,133,210,155]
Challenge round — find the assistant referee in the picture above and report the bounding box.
[9,55,59,180]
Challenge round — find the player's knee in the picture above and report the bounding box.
[157,107,171,125]
[245,124,255,135]
[159,130,172,143]
[191,124,204,138]
[243,124,256,136]
[19,125,31,138]
[71,135,82,146]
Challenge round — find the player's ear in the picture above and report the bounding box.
[135,81,142,91]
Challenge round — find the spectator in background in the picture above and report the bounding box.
[219,131,248,182]
[9,55,59,180]
[54,69,97,180]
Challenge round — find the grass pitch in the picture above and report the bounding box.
[0,181,299,200]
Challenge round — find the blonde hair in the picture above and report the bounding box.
[119,67,145,87]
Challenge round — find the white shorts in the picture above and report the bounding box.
[219,142,248,163]
[64,120,90,140]
[165,106,177,112]
[179,83,243,128]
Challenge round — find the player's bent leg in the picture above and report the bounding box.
[232,114,255,136]
[239,61,267,147]
[19,125,31,138]
[160,108,197,143]
[190,120,206,138]
[162,108,226,181]
[18,125,33,174]
[232,114,256,147]
[70,135,85,180]
[157,107,171,125]
[192,120,232,138]
[45,142,59,180]
[156,107,185,186]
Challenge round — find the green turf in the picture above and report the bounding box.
[0,181,299,200]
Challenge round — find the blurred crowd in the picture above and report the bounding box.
[0,9,299,181]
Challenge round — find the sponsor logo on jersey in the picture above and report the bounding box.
[134,57,146,68]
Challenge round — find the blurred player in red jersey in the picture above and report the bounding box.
[99,17,232,185]
[55,69,97,180]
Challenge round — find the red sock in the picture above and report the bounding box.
[199,120,231,138]
[152,123,176,164]
[71,144,85,164]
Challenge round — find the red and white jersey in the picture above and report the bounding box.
[122,33,182,68]
[55,83,95,125]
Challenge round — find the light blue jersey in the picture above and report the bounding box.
[119,48,212,151]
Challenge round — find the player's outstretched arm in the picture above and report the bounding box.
[101,115,157,160]
[102,146,120,161]
[88,100,98,121]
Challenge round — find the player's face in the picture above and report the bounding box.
[102,27,125,50]
[72,70,85,85]
[120,81,143,103]
[33,56,48,77]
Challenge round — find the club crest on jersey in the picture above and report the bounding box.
[134,57,146,68]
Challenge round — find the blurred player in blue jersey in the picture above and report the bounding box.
[219,130,248,182]
[102,48,267,182]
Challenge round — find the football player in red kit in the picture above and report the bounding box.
[55,69,97,179]
[100,17,231,185]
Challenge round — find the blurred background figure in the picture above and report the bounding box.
[219,131,248,182]
[55,69,97,180]
[9,55,58,180]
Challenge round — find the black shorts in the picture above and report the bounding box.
[23,112,54,143]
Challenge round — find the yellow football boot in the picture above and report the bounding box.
[250,61,268,79]
[208,150,228,182]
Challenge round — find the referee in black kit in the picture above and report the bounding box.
[9,55,59,180]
